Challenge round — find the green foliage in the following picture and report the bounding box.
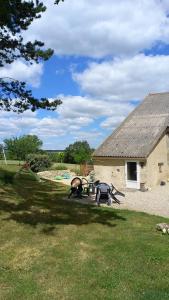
[4,135,42,160]
[54,164,68,170]
[45,151,65,163]
[64,141,93,164]
[47,152,59,163]
[0,168,14,184]
[0,79,62,112]
[26,154,51,172]
[55,0,64,4]
[0,0,63,112]
[70,167,82,176]
[58,152,65,163]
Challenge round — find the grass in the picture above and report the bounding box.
[54,164,68,170]
[51,162,80,170]
[0,165,169,299]
[0,160,24,165]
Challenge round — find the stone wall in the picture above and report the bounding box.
[93,158,125,189]
[146,134,169,187]
[94,158,147,189]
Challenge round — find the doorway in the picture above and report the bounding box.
[125,161,140,189]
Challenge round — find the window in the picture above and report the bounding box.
[158,162,164,173]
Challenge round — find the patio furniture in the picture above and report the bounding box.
[95,182,125,206]
[68,177,89,199]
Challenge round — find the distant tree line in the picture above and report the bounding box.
[1,135,94,164]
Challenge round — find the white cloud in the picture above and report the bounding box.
[3,1,169,149]
[160,0,169,11]
[0,111,38,139]
[74,54,169,101]
[25,0,169,57]
[58,95,133,118]
[101,116,125,129]
[73,130,103,141]
[1,60,43,87]
[29,95,135,147]
[0,120,18,136]
[0,95,135,148]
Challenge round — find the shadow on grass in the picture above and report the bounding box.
[0,173,126,229]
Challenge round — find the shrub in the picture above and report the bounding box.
[55,164,68,170]
[0,171,14,184]
[47,152,59,162]
[70,167,83,176]
[26,154,51,173]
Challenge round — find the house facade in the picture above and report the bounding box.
[93,93,169,189]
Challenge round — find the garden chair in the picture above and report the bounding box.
[95,182,125,206]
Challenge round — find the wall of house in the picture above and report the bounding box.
[94,134,169,189]
[93,157,156,189]
[94,158,148,189]
[93,158,125,189]
[145,134,169,187]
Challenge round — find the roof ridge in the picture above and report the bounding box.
[149,92,169,95]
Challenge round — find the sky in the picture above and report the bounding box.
[1,0,169,149]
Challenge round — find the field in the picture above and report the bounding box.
[0,165,169,299]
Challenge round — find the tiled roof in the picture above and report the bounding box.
[94,93,169,158]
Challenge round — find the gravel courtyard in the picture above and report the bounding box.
[38,171,169,219]
[112,184,169,218]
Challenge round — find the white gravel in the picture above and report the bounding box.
[112,184,169,218]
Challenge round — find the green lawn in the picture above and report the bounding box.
[0,160,24,165]
[51,162,80,170]
[0,166,169,300]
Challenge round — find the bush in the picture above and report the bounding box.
[0,172,14,184]
[47,152,59,162]
[26,154,51,173]
[70,167,83,176]
[55,164,68,170]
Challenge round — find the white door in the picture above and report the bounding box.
[125,161,140,189]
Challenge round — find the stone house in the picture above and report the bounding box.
[93,93,169,189]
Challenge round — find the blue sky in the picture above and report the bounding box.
[1,0,169,149]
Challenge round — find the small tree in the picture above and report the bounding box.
[58,152,65,163]
[64,141,92,164]
[4,135,42,160]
